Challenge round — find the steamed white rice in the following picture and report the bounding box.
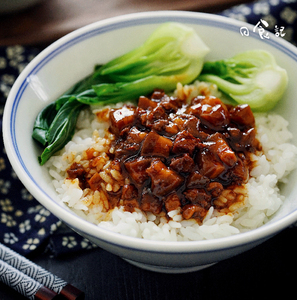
[46,82,297,241]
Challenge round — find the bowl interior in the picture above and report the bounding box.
[4,11,297,251]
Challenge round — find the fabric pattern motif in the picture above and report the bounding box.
[0,242,67,293]
[0,46,97,256]
[0,259,43,300]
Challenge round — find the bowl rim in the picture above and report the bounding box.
[3,10,297,254]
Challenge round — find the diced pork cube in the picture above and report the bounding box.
[110,106,136,135]
[172,130,199,156]
[124,157,152,185]
[146,159,183,197]
[121,184,138,200]
[188,96,230,131]
[138,96,158,110]
[164,192,181,212]
[207,133,237,167]
[186,171,210,188]
[141,131,173,158]
[198,149,226,179]
[229,104,255,127]
[170,154,195,173]
[88,172,102,191]
[140,188,163,214]
[183,188,211,205]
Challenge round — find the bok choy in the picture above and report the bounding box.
[32,73,105,165]
[199,49,288,111]
[33,22,210,165]
[90,22,210,104]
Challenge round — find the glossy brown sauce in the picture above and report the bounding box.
[67,89,261,223]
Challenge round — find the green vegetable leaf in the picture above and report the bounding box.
[32,102,58,146]
[32,67,108,164]
[91,22,209,102]
[72,89,100,105]
[199,50,288,111]
[37,100,85,165]
[92,74,191,104]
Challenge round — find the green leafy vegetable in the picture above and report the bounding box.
[33,99,86,165]
[32,102,57,146]
[90,22,210,104]
[199,49,288,111]
[32,71,107,165]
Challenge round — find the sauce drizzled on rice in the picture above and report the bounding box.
[47,82,297,241]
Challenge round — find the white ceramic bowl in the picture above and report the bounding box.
[3,11,297,273]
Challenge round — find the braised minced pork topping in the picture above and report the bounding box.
[67,89,261,223]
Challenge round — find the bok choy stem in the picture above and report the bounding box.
[199,50,288,111]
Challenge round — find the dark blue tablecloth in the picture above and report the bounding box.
[1,0,296,256]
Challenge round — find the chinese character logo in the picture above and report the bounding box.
[253,19,270,39]
[240,26,249,37]
[240,19,286,39]
[274,25,286,38]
